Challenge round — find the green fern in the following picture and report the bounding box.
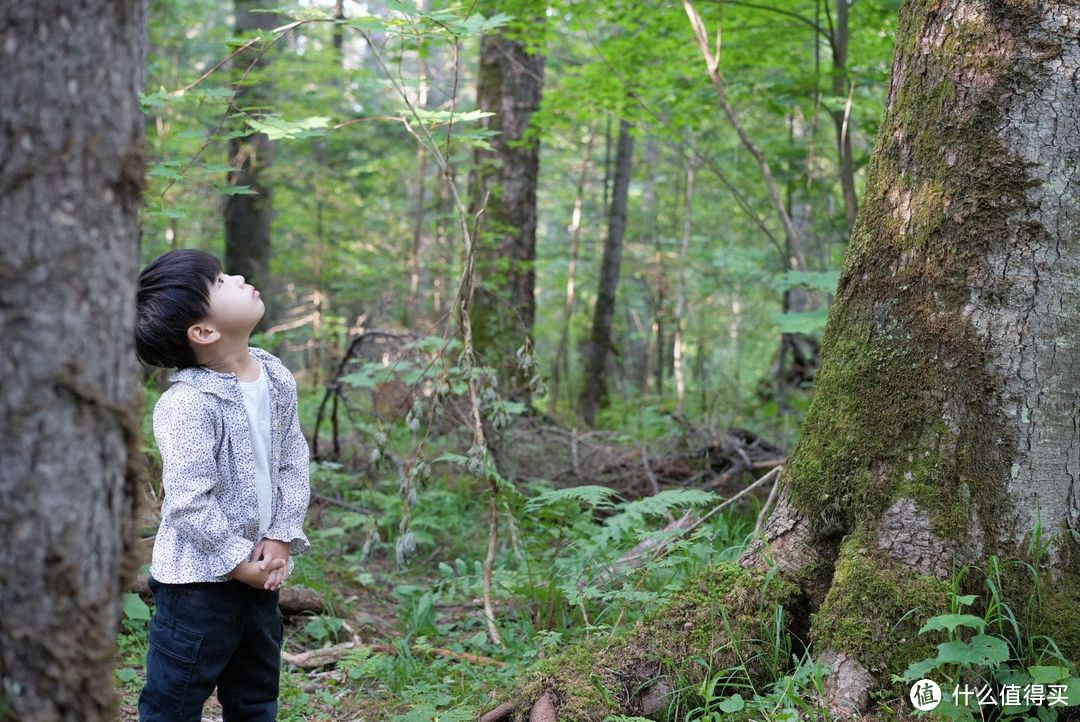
[523,484,624,513]
[599,489,717,545]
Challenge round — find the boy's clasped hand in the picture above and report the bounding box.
[228,538,292,590]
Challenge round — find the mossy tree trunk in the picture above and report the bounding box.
[484,0,1080,718]
[0,1,147,719]
[466,0,547,402]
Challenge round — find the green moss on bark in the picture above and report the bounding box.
[810,532,952,683]
[782,0,1047,551]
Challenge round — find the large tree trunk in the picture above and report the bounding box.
[484,0,1080,718]
[466,1,547,402]
[224,0,280,333]
[578,118,634,427]
[0,1,147,719]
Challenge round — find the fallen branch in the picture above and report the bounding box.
[579,509,697,589]
[129,574,326,615]
[753,471,782,538]
[687,463,783,535]
[578,465,785,590]
[478,702,515,722]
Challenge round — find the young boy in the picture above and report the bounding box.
[134,248,312,721]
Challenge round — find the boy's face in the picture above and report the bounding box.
[187,271,265,347]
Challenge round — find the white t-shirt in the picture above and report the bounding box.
[238,359,273,538]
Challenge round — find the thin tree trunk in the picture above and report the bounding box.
[332,0,345,55]
[485,1,1080,718]
[642,136,664,397]
[466,1,547,401]
[225,0,280,333]
[0,1,147,719]
[579,118,634,427]
[403,0,430,327]
[830,0,859,229]
[673,137,697,417]
[548,126,595,415]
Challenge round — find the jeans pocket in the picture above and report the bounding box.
[144,614,203,710]
[149,614,202,663]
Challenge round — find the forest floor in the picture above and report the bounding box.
[114,480,525,721]
[115,556,444,720]
[112,390,791,721]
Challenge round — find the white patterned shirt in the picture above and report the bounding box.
[149,346,312,583]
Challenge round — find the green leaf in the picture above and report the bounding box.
[1028,666,1070,684]
[1063,677,1080,705]
[900,656,943,681]
[718,694,745,712]
[935,635,1010,666]
[114,667,140,683]
[523,485,622,513]
[245,115,330,140]
[140,91,169,109]
[448,11,514,35]
[399,108,494,127]
[918,613,987,635]
[148,164,184,181]
[123,592,151,621]
[347,15,388,31]
[384,0,416,13]
[218,184,259,196]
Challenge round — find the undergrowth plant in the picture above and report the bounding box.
[891,532,1080,721]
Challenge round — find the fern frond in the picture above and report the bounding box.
[523,484,623,513]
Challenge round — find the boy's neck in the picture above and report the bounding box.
[196,342,259,381]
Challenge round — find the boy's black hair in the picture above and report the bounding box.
[135,249,222,370]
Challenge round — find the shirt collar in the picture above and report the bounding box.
[169,346,283,401]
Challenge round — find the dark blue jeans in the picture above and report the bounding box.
[139,574,283,721]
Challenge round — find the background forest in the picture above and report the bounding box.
[121,0,910,719]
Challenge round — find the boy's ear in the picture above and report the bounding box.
[187,321,221,348]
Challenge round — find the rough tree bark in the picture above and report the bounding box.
[466,0,547,402]
[483,0,1080,719]
[224,0,280,333]
[0,1,147,720]
[579,118,634,427]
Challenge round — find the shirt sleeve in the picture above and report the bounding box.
[154,387,253,578]
[265,372,312,556]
